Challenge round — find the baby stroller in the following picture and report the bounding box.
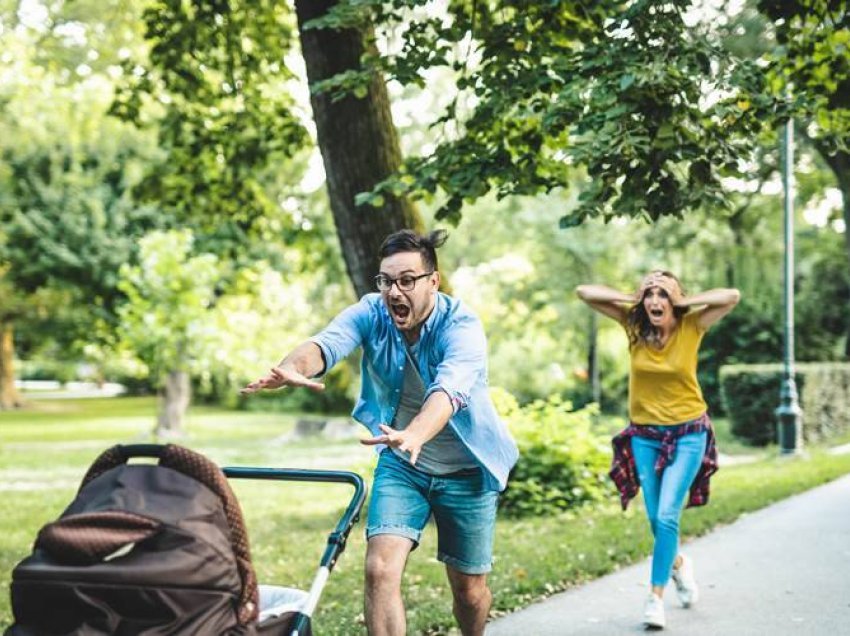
[6,443,366,635]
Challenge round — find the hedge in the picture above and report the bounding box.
[719,362,850,446]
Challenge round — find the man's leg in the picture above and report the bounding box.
[446,566,491,636]
[430,470,499,636]
[364,535,414,636]
[364,451,432,636]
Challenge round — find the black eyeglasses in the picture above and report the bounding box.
[374,272,434,292]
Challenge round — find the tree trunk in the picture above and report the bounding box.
[0,322,23,410]
[294,0,426,298]
[588,311,601,405]
[156,370,190,437]
[815,146,850,357]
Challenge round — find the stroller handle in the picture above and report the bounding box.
[115,443,170,458]
[222,467,367,572]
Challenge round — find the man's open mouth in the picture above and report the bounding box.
[390,303,411,321]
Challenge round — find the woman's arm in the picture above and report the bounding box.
[678,288,741,329]
[575,284,635,324]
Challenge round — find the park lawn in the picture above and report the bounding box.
[2,397,850,635]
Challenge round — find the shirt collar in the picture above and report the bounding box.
[420,292,444,335]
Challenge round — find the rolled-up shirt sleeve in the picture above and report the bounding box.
[425,314,487,414]
[309,298,371,375]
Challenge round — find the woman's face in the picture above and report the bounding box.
[640,271,683,330]
[642,286,675,328]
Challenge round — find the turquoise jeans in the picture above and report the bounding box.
[632,429,708,586]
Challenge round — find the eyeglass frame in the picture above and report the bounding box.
[374,271,435,292]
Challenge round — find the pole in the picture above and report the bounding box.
[776,117,803,454]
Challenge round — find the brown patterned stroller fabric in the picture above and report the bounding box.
[4,444,298,636]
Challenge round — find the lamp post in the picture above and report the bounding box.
[775,117,803,454]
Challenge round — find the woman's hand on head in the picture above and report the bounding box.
[635,273,685,307]
[635,273,663,302]
[656,275,686,307]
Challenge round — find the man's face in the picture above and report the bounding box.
[378,251,440,336]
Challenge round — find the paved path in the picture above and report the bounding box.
[487,474,850,635]
[17,381,126,399]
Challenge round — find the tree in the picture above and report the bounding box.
[435,189,646,407]
[113,0,434,297]
[117,230,221,435]
[317,0,849,368]
[0,276,25,409]
[748,0,850,353]
[313,1,765,226]
[2,135,162,308]
[108,0,311,260]
[294,0,426,296]
[0,133,163,402]
[0,0,165,406]
[796,211,850,358]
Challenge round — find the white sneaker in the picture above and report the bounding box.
[671,554,699,608]
[643,593,666,629]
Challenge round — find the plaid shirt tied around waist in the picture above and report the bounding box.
[609,413,719,511]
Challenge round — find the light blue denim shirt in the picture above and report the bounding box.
[310,292,518,492]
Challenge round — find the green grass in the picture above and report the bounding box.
[1,397,849,634]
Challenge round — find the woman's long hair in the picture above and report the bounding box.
[626,271,689,348]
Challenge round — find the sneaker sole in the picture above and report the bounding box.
[677,588,698,608]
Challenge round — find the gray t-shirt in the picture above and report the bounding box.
[390,341,478,474]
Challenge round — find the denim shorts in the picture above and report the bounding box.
[366,450,499,574]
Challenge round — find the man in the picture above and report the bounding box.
[242,229,518,636]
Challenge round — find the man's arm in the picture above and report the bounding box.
[241,297,372,395]
[240,341,326,394]
[360,391,453,465]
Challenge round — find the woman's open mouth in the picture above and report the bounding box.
[649,308,665,319]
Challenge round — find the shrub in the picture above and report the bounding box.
[719,362,850,445]
[493,388,613,517]
[17,359,79,384]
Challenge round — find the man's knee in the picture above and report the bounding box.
[365,537,410,590]
[366,554,399,588]
[449,572,490,608]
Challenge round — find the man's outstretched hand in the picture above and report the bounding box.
[361,424,424,466]
[240,366,325,394]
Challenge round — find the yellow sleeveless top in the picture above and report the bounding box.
[628,311,707,425]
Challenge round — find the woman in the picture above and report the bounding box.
[576,271,739,629]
